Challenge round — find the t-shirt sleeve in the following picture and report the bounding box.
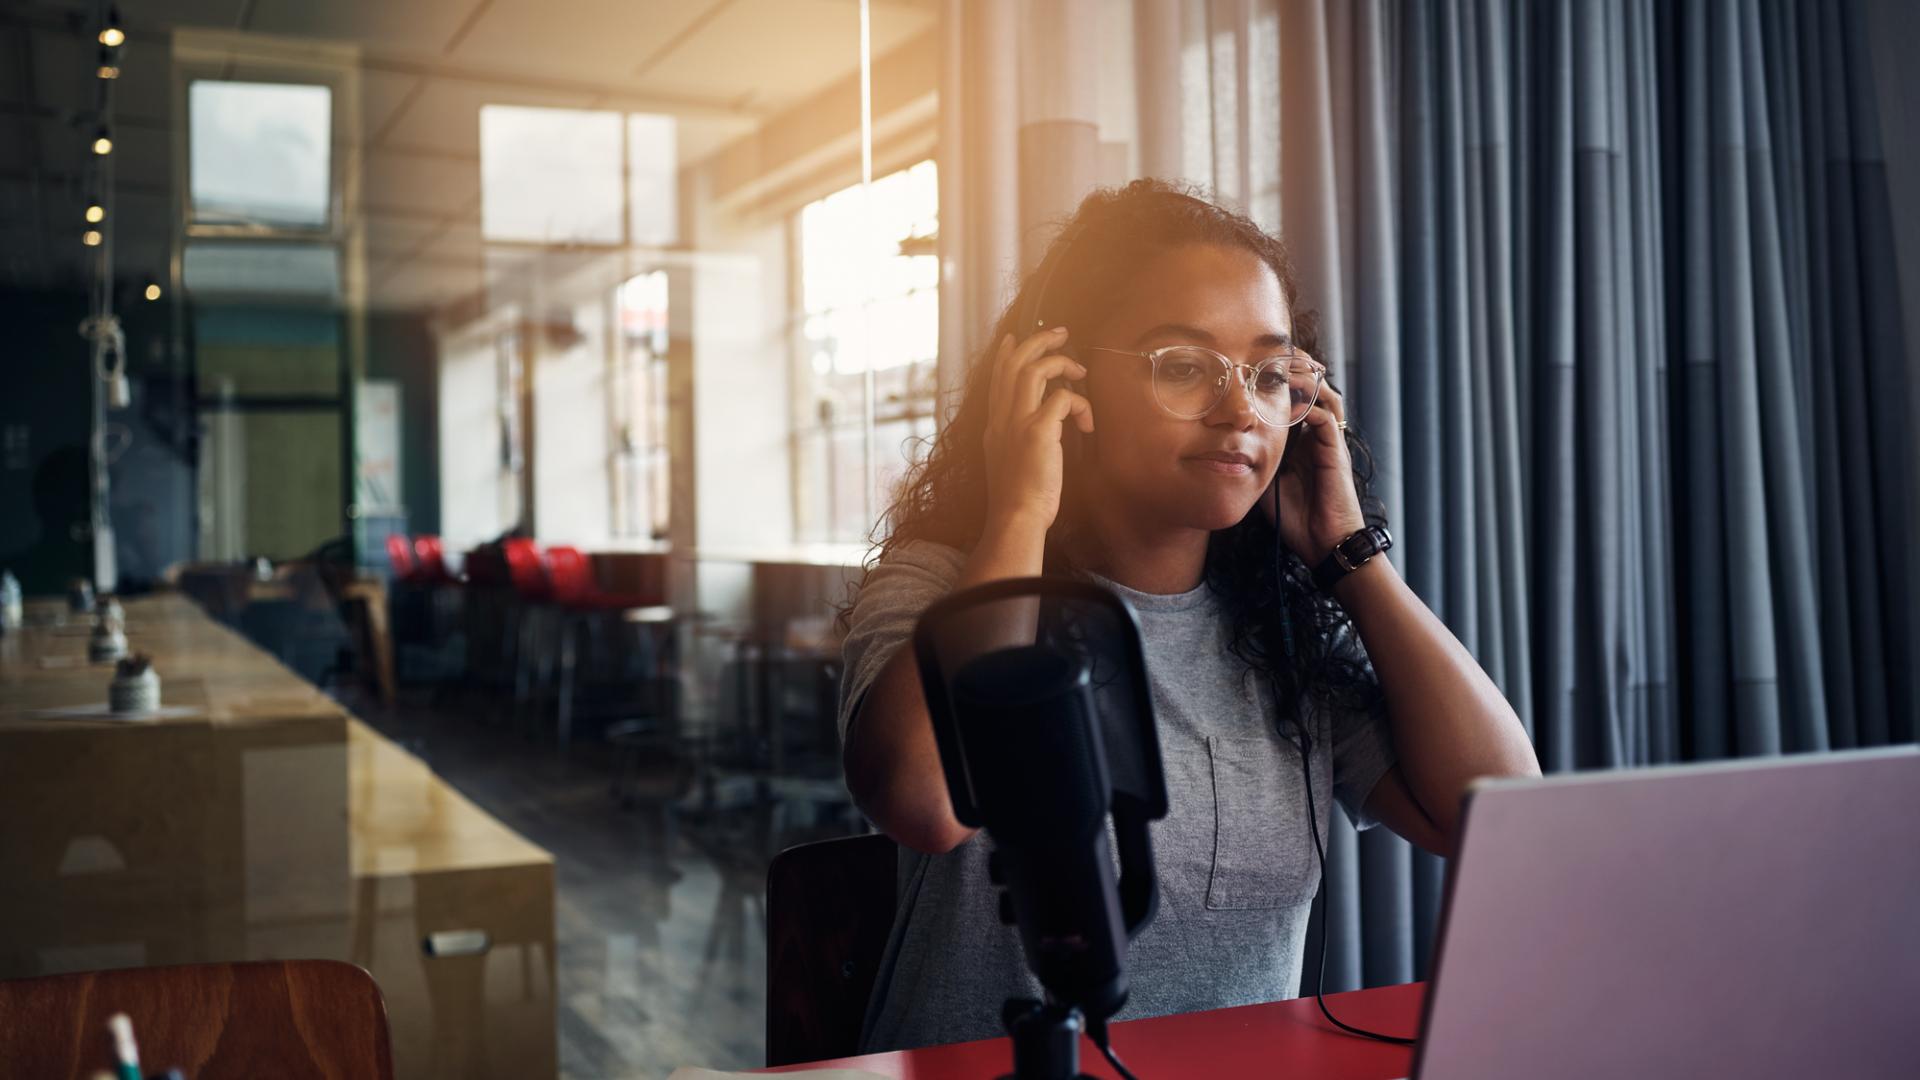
[1325,627,1399,831]
[836,541,970,744]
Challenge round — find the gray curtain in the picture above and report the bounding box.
[1215,0,1917,992]
[944,0,1916,996]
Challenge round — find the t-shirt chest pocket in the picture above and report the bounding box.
[1201,734,1320,911]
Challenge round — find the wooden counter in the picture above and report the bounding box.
[0,594,557,1080]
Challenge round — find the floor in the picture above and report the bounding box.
[353,684,852,1080]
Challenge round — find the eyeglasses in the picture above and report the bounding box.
[1081,344,1327,427]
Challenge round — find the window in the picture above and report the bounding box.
[479,105,679,247]
[614,270,671,540]
[793,160,939,542]
[189,80,332,230]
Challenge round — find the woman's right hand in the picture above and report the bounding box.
[980,326,1094,536]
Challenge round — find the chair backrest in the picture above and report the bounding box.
[0,959,395,1080]
[766,832,899,1067]
[411,535,449,583]
[543,545,596,606]
[384,534,416,581]
[501,538,551,601]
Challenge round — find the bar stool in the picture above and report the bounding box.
[544,547,679,777]
[502,538,557,736]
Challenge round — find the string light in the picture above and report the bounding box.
[144,284,161,301]
[92,128,113,155]
[83,230,103,247]
[98,4,124,48]
[85,204,105,223]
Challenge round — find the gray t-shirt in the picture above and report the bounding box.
[836,541,1400,1053]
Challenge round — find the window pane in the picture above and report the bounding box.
[480,105,623,244]
[182,241,341,301]
[190,81,332,229]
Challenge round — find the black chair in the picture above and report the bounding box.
[765,832,899,1066]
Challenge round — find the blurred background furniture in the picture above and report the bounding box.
[764,833,898,1068]
[0,959,395,1080]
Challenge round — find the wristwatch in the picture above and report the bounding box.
[1312,524,1394,593]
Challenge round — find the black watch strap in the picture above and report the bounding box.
[1312,525,1393,593]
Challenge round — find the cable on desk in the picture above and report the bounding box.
[1088,1018,1143,1080]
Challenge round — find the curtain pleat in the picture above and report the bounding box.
[1152,0,1916,991]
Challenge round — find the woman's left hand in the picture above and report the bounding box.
[1262,382,1368,562]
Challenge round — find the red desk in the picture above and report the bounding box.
[768,982,1424,1078]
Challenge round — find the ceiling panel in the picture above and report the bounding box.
[248,0,478,54]
[451,0,724,85]
[362,148,479,216]
[120,0,250,32]
[361,69,423,142]
[27,27,95,119]
[634,0,931,112]
[377,76,602,158]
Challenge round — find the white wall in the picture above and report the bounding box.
[532,295,614,544]
[437,329,518,549]
[689,182,797,558]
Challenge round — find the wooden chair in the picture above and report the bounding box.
[765,832,900,1067]
[0,959,395,1080]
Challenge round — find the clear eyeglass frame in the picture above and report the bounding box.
[1081,344,1328,427]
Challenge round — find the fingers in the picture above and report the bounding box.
[1014,354,1088,418]
[1035,385,1095,436]
[998,322,1075,407]
[1315,379,1346,423]
[1295,402,1352,463]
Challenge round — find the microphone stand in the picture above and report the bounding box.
[1000,998,1096,1080]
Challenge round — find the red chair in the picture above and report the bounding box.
[384,534,417,583]
[501,539,558,733]
[502,538,551,602]
[411,536,453,585]
[541,546,677,759]
[543,545,598,607]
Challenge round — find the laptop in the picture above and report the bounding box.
[1409,744,1919,1080]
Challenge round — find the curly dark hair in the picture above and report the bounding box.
[848,178,1386,723]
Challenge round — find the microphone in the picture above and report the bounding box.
[950,643,1131,1020]
[913,577,1168,1078]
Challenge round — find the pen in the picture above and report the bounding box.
[107,1013,141,1080]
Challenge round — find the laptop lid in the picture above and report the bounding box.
[1412,745,1919,1080]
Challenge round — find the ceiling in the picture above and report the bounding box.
[0,0,937,311]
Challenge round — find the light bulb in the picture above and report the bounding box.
[85,204,104,223]
[92,134,113,156]
[98,64,120,79]
[99,27,125,47]
[144,284,161,301]
[82,230,103,247]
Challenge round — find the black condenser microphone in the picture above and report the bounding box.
[914,577,1168,1080]
[950,643,1130,1020]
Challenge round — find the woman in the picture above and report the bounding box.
[836,179,1539,1052]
